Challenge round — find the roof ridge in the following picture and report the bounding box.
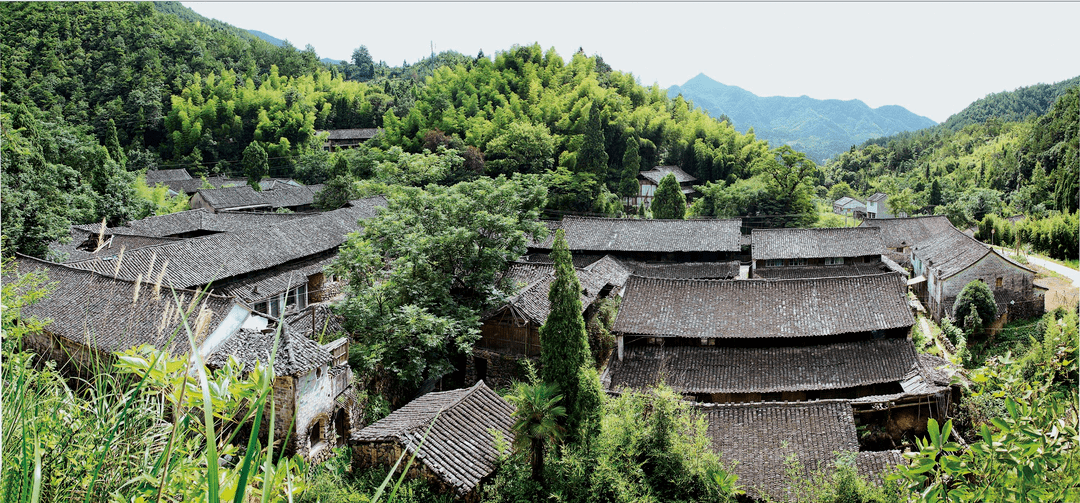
[15,253,235,300]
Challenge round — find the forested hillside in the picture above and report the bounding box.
[824,86,1078,259]
[941,76,1080,131]
[668,74,937,163]
[1,2,783,257]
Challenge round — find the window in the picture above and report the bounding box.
[792,258,807,266]
[269,297,281,318]
[254,301,268,314]
[310,421,322,447]
[825,257,845,265]
[996,277,1003,287]
[765,259,784,267]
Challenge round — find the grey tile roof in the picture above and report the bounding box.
[284,303,346,340]
[195,183,327,211]
[612,273,913,339]
[700,400,859,501]
[491,255,632,324]
[352,381,515,496]
[518,253,607,268]
[868,192,888,202]
[623,260,741,280]
[48,228,183,263]
[145,168,192,183]
[323,128,380,141]
[532,216,742,253]
[833,196,864,208]
[912,227,1032,279]
[68,197,387,290]
[606,338,919,394]
[205,326,332,376]
[858,216,956,248]
[8,255,243,355]
[751,227,886,260]
[639,165,697,185]
[215,254,335,304]
[754,262,894,280]
[164,175,248,195]
[856,451,905,482]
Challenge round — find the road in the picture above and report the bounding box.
[996,247,1080,289]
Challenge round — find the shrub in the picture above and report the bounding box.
[952,280,997,333]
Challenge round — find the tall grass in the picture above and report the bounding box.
[1,260,303,502]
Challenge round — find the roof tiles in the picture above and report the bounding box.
[533,216,742,253]
[752,227,886,260]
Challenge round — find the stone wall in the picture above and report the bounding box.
[934,253,1040,322]
[24,331,111,377]
[351,441,477,501]
[293,363,338,461]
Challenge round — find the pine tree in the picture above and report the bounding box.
[578,102,608,179]
[930,179,943,207]
[539,229,601,441]
[651,173,686,219]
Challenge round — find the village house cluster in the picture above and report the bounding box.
[6,167,1045,501]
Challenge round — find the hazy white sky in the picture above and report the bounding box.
[182,1,1080,123]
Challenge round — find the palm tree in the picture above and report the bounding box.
[508,381,566,485]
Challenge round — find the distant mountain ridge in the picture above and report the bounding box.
[246,29,344,65]
[668,74,937,163]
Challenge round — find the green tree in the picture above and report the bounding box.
[615,136,642,199]
[577,102,608,179]
[508,382,567,486]
[753,146,819,227]
[351,45,375,81]
[930,179,943,207]
[539,229,602,441]
[886,188,918,217]
[953,280,997,333]
[827,181,854,202]
[313,175,356,211]
[331,175,548,395]
[243,142,268,191]
[485,121,555,176]
[651,173,686,219]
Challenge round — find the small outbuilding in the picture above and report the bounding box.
[351,381,514,501]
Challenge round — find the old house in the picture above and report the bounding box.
[529,216,743,263]
[606,273,916,402]
[866,192,891,218]
[832,196,866,218]
[319,128,381,151]
[750,227,895,279]
[627,165,699,207]
[910,227,1041,322]
[700,400,904,501]
[207,326,358,464]
[858,215,957,267]
[8,255,261,376]
[471,255,632,387]
[66,197,386,319]
[190,183,326,213]
[351,381,514,501]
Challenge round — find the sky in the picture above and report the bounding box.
[182,1,1080,124]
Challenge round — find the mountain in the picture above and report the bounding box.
[668,74,937,163]
[246,29,285,47]
[941,75,1080,131]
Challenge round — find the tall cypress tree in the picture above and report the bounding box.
[578,102,608,179]
[651,173,686,219]
[540,229,601,441]
[243,142,268,191]
[615,136,642,198]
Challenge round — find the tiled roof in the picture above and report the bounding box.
[195,183,326,211]
[639,165,697,185]
[163,175,248,195]
[833,196,865,208]
[352,381,514,496]
[68,198,387,289]
[858,216,956,248]
[623,261,741,280]
[868,192,888,202]
[606,338,919,394]
[284,303,347,340]
[85,208,315,239]
[754,262,894,280]
[8,255,244,355]
[48,228,183,263]
[205,326,332,376]
[145,168,192,183]
[532,216,742,253]
[751,227,886,260]
[912,227,1032,279]
[700,400,858,501]
[612,273,913,339]
[323,128,380,141]
[215,254,335,304]
[519,252,607,268]
[856,451,905,482]
[493,255,632,324]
